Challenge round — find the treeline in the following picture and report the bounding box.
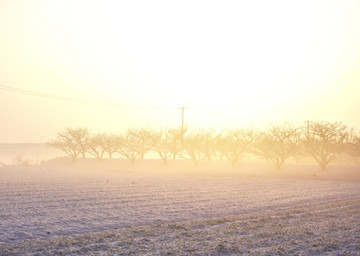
[49,121,360,170]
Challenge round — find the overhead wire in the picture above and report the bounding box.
[0,84,315,127]
[0,84,177,110]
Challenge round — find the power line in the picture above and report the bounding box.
[0,84,177,110]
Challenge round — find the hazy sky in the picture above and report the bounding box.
[1,0,360,142]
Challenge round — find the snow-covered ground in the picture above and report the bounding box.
[2,199,359,255]
[0,159,360,254]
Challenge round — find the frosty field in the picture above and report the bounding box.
[1,159,360,255]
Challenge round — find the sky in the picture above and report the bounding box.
[0,0,360,143]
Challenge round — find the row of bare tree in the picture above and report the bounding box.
[49,121,360,170]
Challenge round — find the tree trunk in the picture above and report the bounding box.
[194,160,199,167]
[231,159,237,167]
[320,162,327,171]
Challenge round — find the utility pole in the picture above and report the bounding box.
[178,106,188,132]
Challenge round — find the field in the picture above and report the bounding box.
[1,158,360,255]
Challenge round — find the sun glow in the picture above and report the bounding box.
[0,0,360,142]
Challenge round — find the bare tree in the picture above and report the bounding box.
[126,128,157,160]
[345,131,360,163]
[254,123,299,170]
[198,128,221,161]
[86,133,107,161]
[181,132,207,167]
[166,126,187,160]
[103,133,123,159]
[303,121,349,170]
[151,129,173,165]
[69,127,89,158]
[350,136,360,157]
[49,128,82,162]
[117,134,138,164]
[218,129,255,167]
